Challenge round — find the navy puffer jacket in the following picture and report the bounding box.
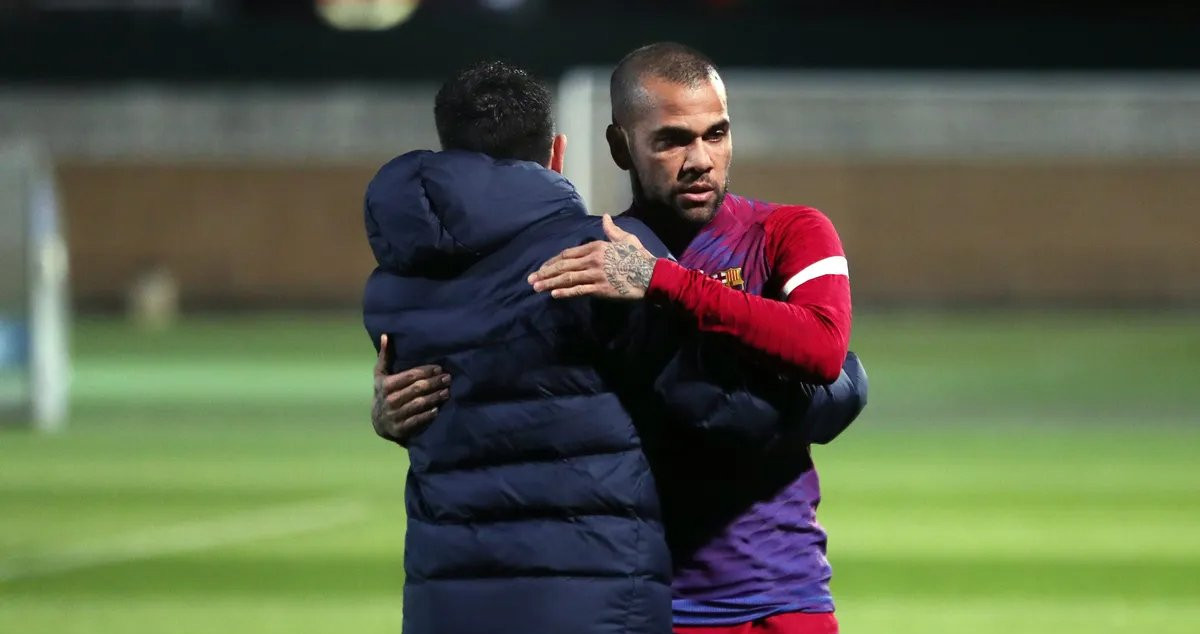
[363,150,674,634]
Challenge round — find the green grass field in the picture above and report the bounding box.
[1,311,1198,633]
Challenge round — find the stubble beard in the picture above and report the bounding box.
[629,170,728,228]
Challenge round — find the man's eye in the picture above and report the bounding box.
[704,130,726,142]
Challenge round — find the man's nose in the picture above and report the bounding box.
[682,138,714,175]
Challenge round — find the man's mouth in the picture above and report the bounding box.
[677,184,716,204]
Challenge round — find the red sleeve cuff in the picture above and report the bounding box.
[648,258,689,301]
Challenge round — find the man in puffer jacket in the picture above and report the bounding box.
[363,62,866,634]
[364,61,681,634]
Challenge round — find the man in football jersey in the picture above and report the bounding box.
[377,44,856,634]
[525,43,850,634]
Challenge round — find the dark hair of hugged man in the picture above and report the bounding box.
[434,60,555,165]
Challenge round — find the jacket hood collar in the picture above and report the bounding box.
[365,149,585,272]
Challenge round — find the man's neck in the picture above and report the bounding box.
[627,202,705,256]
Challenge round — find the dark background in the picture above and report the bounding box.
[2,1,1199,84]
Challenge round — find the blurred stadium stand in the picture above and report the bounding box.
[0,1,1197,310]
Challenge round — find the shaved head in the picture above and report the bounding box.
[610,42,721,126]
[606,43,732,231]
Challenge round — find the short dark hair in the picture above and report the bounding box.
[434,61,554,164]
[610,42,719,125]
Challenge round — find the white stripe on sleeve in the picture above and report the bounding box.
[781,256,849,298]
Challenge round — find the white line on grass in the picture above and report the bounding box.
[0,497,370,582]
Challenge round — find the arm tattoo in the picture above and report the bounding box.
[603,243,655,296]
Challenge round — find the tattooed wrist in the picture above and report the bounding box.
[603,243,656,296]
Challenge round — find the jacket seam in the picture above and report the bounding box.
[416,444,639,475]
[407,509,654,526]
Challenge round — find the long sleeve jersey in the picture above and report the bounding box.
[632,193,853,625]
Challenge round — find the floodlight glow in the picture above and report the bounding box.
[316,0,421,31]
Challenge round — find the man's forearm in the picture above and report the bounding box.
[648,259,849,384]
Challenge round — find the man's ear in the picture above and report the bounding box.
[548,134,567,174]
[606,124,632,171]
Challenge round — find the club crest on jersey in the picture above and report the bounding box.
[711,267,746,290]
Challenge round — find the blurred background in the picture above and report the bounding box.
[0,2,1197,633]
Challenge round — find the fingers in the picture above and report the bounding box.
[376,406,437,445]
[530,256,593,289]
[557,242,603,263]
[529,255,576,283]
[385,371,450,406]
[403,408,441,430]
[601,214,628,241]
[532,268,605,293]
[386,371,450,413]
[392,386,451,421]
[550,284,602,299]
[380,384,449,446]
[381,364,444,393]
[374,334,390,377]
[529,243,603,283]
[384,408,441,447]
[531,248,607,292]
[374,372,451,445]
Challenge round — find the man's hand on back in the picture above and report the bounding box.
[372,334,451,446]
[529,215,658,300]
